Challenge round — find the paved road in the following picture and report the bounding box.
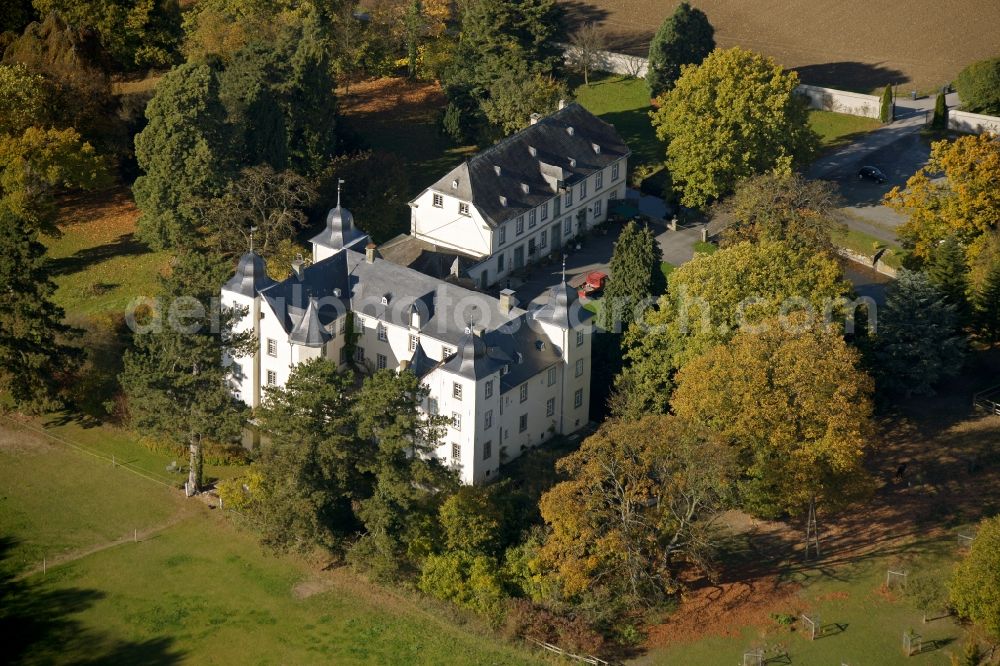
[805,93,958,244]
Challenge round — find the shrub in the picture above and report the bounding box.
[932,92,948,129]
[955,57,1000,115]
[950,515,1000,640]
[880,84,894,123]
[503,599,607,656]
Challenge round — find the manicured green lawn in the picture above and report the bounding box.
[692,241,718,256]
[832,228,904,268]
[808,109,882,149]
[1,420,543,665]
[574,74,664,169]
[44,190,170,317]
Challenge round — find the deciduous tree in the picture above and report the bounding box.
[672,316,875,518]
[886,134,1000,263]
[651,47,817,209]
[955,57,1000,115]
[645,1,714,97]
[0,64,48,136]
[719,172,845,255]
[868,270,965,397]
[480,64,569,136]
[612,240,848,419]
[567,22,606,86]
[538,415,735,605]
[950,515,1000,640]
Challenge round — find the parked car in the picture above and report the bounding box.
[857,166,887,184]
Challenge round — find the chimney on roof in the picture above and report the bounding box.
[499,288,516,314]
[365,242,376,264]
[291,254,305,280]
[558,99,567,110]
[530,112,542,125]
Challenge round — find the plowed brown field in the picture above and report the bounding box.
[561,0,1000,92]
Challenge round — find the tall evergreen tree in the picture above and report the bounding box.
[0,208,80,412]
[133,61,231,249]
[597,220,665,333]
[646,2,715,98]
[880,84,894,123]
[927,235,970,327]
[119,251,252,493]
[348,369,456,578]
[253,359,363,553]
[932,91,948,129]
[975,262,1000,342]
[218,43,289,170]
[870,270,965,397]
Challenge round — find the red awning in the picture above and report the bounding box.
[586,272,608,289]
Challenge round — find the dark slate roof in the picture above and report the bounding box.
[288,297,330,347]
[224,251,276,297]
[260,250,350,334]
[417,103,630,227]
[257,246,562,384]
[533,280,593,330]
[309,204,368,251]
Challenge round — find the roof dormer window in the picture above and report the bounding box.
[520,183,529,194]
[528,146,537,157]
[499,195,508,207]
[566,126,575,136]
[568,157,577,168]
[592,143,601,154]
[381,294,390,306]
[494,165,502,176]
[451,179,459,189]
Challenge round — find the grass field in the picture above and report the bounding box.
[833,227,904,269]
[0,418,544,665]
[809,109,882,150]
[560,0,1000,93]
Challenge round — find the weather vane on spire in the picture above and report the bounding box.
[337,178,344,208]
[561,256,566,282]
[249,226,257,253]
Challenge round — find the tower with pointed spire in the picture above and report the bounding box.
[310,179,368,262]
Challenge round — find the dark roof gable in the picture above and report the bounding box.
[423,103,629,227]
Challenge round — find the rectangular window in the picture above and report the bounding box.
[612,163,620,181]
[576,330,585,347]
[459,202,470,216]
[547,367,556,386]
[594,199,602,217]
[266,370,277,386]
[497,253,505,272]
[519,414,528,432]
[484,409,493,430]
[485,380,494,398]
[563,218,572,237]
[376,353,387,370]
[553,197,561,216]
[443,346,454,359]
[428,397,438,415]
[433,193,443,208]
[408,334,418,352]
[453,382,463,400]
[377,324,388,342]
[516,216,524,235]
[574,388,584,408]
[520,384,528,403]
[451,442,461,460]
[355,316,365,333]
[483,440,492,460]
[339,318,347,334]
[528,210,536,229]
[575,358,584,377]
[580,178,588,198]
[540,202,548,221]
[499,225,506,245]
[546,398,555,417]
[452,412,461,430]
[266,338,277,357]
[540,230,548,248]
[565,189,573,207]
[355,346,365,362]
[596,171,604,190]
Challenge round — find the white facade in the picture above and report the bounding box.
[222,210,593,485]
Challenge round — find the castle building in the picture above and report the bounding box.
[405,102,630,288]
[221,193,593,484]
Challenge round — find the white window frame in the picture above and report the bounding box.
[540,202,548,221]
[546,398,555,417]
[499,224,507,245]
[540,229,548,248]
[458,202,470,216]
[576,330,585,347]
[485,380,494,398]
[594,199,602,217]
[376,353,387,370]
[266,370,277,386]
[575,388,584,408]
[484,410,493,430]
[451,442,461,460]
[483,440,492,460]
[266,338,277,357]
[528,209,536,229]
[575,358,584,377]
[580,178,588,198]
[452,412,461,431]
[432,193,443,208]
[516,216,524,235]
[377,324,388,342]
[596,171,604,190]
[547,367,556,386]
[453,382,463,400]
[612,163,620,181]
[565,189,573,207]
[408,334,418,352]
[519,414,528,432]
[520,384,528,403]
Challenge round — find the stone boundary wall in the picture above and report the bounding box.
[948,109,1000,135]
[836,248,898,278]
[560,44,648,79]
[794,84,881,119]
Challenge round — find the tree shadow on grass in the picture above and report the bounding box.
[49,233,152,277]
[0,535,183,664]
